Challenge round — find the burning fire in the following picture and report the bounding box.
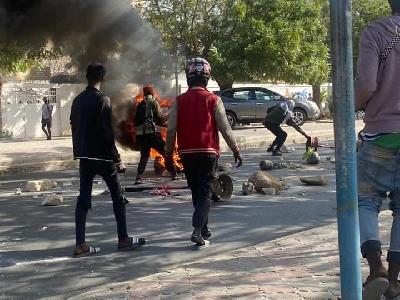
[115,87,183,173]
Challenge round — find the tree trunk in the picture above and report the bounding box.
[216,79,233,91]
[312,84,322,109]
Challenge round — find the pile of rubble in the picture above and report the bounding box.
[17,179,64,206]
[242,157,329,197]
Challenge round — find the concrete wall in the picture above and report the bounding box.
[1,81,85,140]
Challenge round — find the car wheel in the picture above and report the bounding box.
[226,111,237,128]
[292,108,306,126]
[356,111,365,120]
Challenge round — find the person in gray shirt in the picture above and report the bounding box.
[355,0,400,298]
[41,97,53,140]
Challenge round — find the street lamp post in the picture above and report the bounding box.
[330,0,362,299]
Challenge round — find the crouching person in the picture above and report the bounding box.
[264,100,310,156]
[70,63,145,257]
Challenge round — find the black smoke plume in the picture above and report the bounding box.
[0,0,172,95]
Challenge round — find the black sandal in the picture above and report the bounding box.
[73,246,100,258]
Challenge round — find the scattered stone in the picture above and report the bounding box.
[26,181,41,192]
[26,180,57,192]
[40,179,57,191]
[299,192,306,196]
[300,176,329,186]
[248,171,283,192]
[42,194,64,206]
[259,160,274,171]
[14,188,22,195]
[261,187,277,195]
[217,162,233,172]
[242,182,255,196]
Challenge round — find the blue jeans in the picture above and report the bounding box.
[358,141,400,262]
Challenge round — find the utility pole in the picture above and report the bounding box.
[330,1,362,299]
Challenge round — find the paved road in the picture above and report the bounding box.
[0,120,364,175]
[0,146,339,298]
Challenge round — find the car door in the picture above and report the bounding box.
[253,90,277,120]
[223,90,256,120]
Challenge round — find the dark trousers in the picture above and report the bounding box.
[41,118,52,139]
[181,153,217,229]
[75,159,128,245]
[265,122,287,152]
[137,133,166,175]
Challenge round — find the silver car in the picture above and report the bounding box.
[216,87,320,127]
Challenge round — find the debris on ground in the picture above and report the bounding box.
[303,149,321,165]
[63,182,73,187]
[40,179,58,191]
[217,162,233,172]
[280,144,296,153]
[273,162,287,169]
[14,188,22,195]
[300,176,329,186]
[42,194,64,206]
[248,171,283,192]
[326,156,336,163]
[260,187,277,196]
[26,180,58,192]
[259,160,273,171]
[151,187,171,196]
[26,181,41,192]
[242,182,255,196]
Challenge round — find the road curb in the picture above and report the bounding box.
[0,123,363,176]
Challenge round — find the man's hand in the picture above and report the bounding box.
[116,162,127,174]
[233,150,243,168]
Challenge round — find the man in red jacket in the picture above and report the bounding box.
[165,57,242,246]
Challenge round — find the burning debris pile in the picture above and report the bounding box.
[112,85,183,173]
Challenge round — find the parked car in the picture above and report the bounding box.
[215,87,321,127]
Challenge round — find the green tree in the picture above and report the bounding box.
[352,0,391,68]
[0,44,56,132]
[142,0,329,91]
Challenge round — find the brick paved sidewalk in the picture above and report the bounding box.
[72,211,392,300]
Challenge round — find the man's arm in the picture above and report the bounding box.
[101,97,121,163]
[286,118,309,138]
[153,99,168,127]
[214,98,239,151]
[355,28,380,111]
[165,99,178,155]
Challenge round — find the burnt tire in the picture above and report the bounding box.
[213,174,233,201]
[226,111,237,128]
